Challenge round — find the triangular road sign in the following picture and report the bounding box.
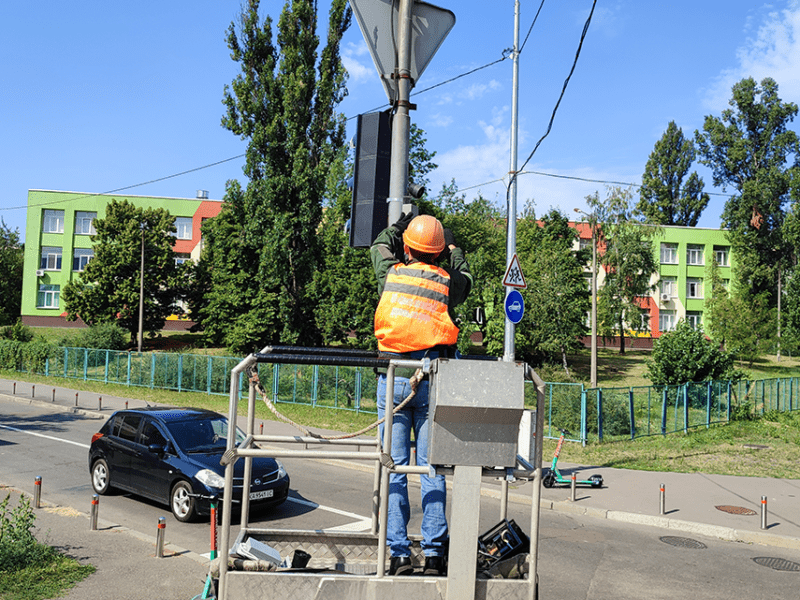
[503,254,527,289]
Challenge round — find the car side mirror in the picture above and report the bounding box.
[148,443,166,456]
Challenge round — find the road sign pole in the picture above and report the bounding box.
[387,0,414,226]
[503,0,521,362]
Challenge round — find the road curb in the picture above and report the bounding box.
[1,392,106,419]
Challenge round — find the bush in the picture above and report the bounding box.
[67,323,129,350]
[0,340,23,370]
[21,339,58,374]
[0,320,34,343]
[645,320,740,386]
[0,494,57,573]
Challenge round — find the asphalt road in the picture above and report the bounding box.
[1,398,798,599]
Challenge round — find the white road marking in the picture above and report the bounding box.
[0,423,90,449]
[286,496,370,522]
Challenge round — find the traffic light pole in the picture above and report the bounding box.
[387,0,414,225]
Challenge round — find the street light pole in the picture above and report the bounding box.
[137,224,145,353]
[575,209,598,388]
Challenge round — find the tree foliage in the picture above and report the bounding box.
[589,187,660,354]
[645,319,737,386]
[696,77,800,304]
[637,121,709,226]
[194,0,351,352]
[61,200,180,345]
[0,219,24,327]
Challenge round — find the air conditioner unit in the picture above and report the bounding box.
[660,293,670,301]
[35,269,44,277]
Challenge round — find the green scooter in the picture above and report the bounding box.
[542,429,604,489]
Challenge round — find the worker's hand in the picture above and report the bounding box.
[443,228,456,249]
[392,212,414,233]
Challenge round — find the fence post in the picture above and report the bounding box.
[150,353,156,389]
[104,350,109,384]
[63,348,68,378]
[580,387,587,447]
[661,388,667,436]
[706,381,712,428]
[312,365,319,407]
[45,357,49,377]
[727,381,732,421]
[355,368,362,414]
[177,354,183,392]
[83,349,88,381]
[207,356,213,395]
[628,389,635,440]
[683,385,689,433]
[597,389,604,443]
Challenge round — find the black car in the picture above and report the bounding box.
[88,407,289,522]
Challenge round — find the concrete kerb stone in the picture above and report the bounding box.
[2,392,106,420]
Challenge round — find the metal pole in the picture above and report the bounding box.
[503,0,521,362]
[31,384,35,398]
[155,517,166,558]
[590,224,598,388]
[90,495,99,530]
[376,363,396,577]
[659,483,666,515]
[761,496,768,530]
[137,224,145,353]
[570,472,577,502]
[33,476,42,508]
[387,0,414,226]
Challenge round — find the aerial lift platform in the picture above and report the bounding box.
[213,346,546,600]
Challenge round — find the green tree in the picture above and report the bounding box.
[695,77,800,306]
[637,121,709,226]
[196,0,351,352]
[645,319,738,386]
[589,187,660,354]
[0,219,24,327]
[61,200,180,346]
[514,208,589,372]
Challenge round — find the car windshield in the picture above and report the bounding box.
[165,417,245,454]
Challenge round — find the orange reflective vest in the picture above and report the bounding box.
[374,262,459,353]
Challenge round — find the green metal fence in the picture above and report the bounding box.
[13,347,800,444]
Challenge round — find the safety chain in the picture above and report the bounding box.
[245,365,424,443]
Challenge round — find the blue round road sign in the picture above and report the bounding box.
[505,289,524,324]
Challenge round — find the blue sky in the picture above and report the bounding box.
[2,1,799,242]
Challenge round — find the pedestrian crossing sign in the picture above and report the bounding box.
[503,254,527,289]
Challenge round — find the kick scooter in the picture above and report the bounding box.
[542,428,603,488]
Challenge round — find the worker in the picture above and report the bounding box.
[371,212,473,576]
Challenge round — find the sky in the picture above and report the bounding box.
[2,1,800,243]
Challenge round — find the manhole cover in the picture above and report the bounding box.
[753,557,800,571]
[743,444,769,450]
[715,505,757,515]
[659,536,707,549]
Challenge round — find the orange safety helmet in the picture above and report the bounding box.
[402,215,445,254]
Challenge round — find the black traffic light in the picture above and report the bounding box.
[349,110,392,248]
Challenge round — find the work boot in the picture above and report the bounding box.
[389,556,413,576]
[423,555,447,576]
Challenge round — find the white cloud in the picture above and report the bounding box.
[461,80,502,101]
[342,41,374,84]
[704,1,800,110]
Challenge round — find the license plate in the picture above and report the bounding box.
[249,489,274,500]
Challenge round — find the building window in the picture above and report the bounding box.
[37,284,60,309]
[660,277,677,298]
[40,247,62,271]
[660,243,678,264]
[687,278,703,298]
[75,211,97,235]
[686,311,702,330]
[687,244,704,265]
[174,217,192,240]
[659,310,676,333]
[73,248,94,271]
[43,210,64,234]
[713,246,729,267]
[174,252,191,266]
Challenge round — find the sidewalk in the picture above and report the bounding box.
[2,375,800,600]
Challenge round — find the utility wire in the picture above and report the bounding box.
[519,0,547,54]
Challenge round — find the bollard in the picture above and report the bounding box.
[13,382,16,394]
[33,476,42,508]
[52,388,56,402]
[259,422,264,435]
[659,483,666,515]
[125,400,128,410]
[31,384,35,398]
[570,472,577,502]
[75,393,79,407]
[98,397,102,411]
[155,517,166,558]
[761,496,768,530]
[90,495,99,530]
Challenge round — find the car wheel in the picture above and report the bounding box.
[542,472,556,488]
[171,481,197,522]
[91,459,112,495]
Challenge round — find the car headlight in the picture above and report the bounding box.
[195,469,225,489]
[276,461,287,479]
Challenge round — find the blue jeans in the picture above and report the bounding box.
[377,374,448,558]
